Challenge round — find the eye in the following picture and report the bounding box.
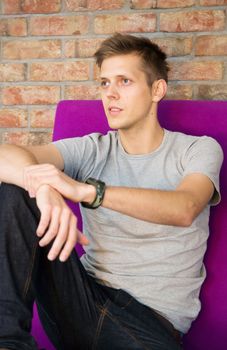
[100,80,109,88]
[122,78,131,85]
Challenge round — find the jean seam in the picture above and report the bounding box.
[103,308,151,350]
[92,299,111,350]
[120,297,133,309]
[94,296,151,350]
[22,240,38,301]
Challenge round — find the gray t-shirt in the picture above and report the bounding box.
[53,129,223,333]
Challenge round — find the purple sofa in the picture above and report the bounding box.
[32,100,227,350]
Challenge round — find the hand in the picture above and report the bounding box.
[36,184,89,262]
[23,163,95,204]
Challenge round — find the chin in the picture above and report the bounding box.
[108,117,124,127]
[105,116,118,129]
[106,120,120,130]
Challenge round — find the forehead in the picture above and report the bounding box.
[100,54,144,79]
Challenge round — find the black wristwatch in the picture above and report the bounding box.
[81,178,106,209]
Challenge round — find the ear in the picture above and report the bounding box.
[151,79,167,102]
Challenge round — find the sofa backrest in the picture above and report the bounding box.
[51,100,227,350]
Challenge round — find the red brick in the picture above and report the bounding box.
[75,38,104,58]
[0,18,27,36]
[199,0,227,5]
[152,37,192,57]
[30,16,89,36]
[131,0,156,8]
[63,38,103,59]
[2,0,61,14]
[65,0,124,11]
[197,84,227,100]
[0,63,26,82]
[64,40,76,58]
[2,132,52,146]
[93,62,100,81]
[0,108,27,127]
[2,86,60,105]
[30,108,55,128]
[160,10,225,32]
[158,0,195,7]
[169,61,223,81]
[2,0,20,14]
[65,85,100,100]
[165,85,193,100]
[3,40,61,60]
[195,35,227,56]
[94,13,156,34]
[0,20,8,35]
[131,0,195,9]
[30,62,89,81]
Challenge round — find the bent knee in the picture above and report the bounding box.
[0,183,38,214]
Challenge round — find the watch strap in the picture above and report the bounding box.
[81,178,106,209]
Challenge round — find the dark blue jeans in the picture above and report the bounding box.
[0,183,182,350]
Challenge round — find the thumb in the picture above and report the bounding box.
[77,230,90,246]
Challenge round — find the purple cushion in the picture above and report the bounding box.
[32,100,227,350]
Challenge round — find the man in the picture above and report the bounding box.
[0,33,223,350]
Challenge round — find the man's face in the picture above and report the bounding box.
[99,54,154,131]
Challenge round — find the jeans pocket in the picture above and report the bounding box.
[93,296,147,350]
[93,290,182,350]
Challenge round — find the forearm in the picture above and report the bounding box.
[102,186,198,227]
[0,144,38,188]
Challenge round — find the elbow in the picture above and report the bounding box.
[180,214,194,227]
[178,200,198,227]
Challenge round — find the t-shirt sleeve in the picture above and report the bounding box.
[182,136,224,205]
[52,134,100,181]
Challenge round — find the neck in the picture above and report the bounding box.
[118,105,164,155]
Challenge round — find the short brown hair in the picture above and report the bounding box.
[94,33,169,86]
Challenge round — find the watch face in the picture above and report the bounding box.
[82,178,106,209]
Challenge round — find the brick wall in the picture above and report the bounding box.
[0,0,227,145]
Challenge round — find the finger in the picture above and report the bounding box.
[25,164,56,197]
[29,181,36,198]
[29,171,38,197]
[59,216,78,262]
[23,168,34,197]
[77,230,89,246]
[23,167,28,191]
[36,205,52,237]
[27,172,37,198]
[28,169,48,197]
[39,206,61,245]
[47,209,72,261]
[28,164,59,179]
[24,164,52,172]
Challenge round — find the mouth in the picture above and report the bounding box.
[108,106,123,115]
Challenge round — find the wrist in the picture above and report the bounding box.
[82,183,96,204]
[81,178,106,209]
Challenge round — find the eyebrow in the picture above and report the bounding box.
[100,74,131,80]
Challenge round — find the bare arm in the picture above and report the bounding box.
[2,143,213,261]
[102,173,215,227]
[0,143,93,262]
[0,143,64,188]
[23,162,215,227]
[0,141,95,204]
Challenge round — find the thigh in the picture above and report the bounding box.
[35,248,108,350]
[93,288,182,350]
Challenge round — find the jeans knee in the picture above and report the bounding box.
[0,182,39,218]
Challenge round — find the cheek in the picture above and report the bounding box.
[123,89,143,104]
[101,95,109,109]
[128,91,149,109]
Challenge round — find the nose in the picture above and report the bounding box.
[106,83,120,99]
